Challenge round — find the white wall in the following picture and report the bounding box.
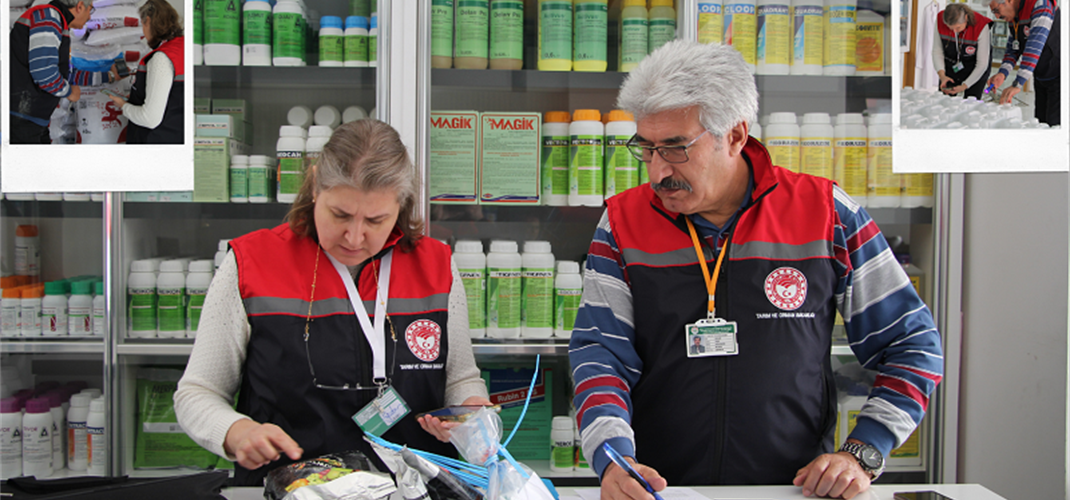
[958,172,1068,499]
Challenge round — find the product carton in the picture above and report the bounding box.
[482,367,552,462]
[194,137,248,202]
[430,111,480,204]
[124,192,159,202]
[211,99,249,120]
[195,114,248,142]
[193,98,211,115]
[479,112,541,205]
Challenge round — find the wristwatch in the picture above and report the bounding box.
[839,441,885,480]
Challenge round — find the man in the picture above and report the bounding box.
[986,0,1060,125]
[9,0,93,144]
[569,40,943,500]
[688,335,705,355]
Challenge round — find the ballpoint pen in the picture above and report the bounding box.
[602,442,665,500]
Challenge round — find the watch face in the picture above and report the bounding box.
[860,446,883,469]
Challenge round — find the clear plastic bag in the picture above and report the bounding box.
[263,450,391,500]
[449,408,555,500]
[448,407,503,467]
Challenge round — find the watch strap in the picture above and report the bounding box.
[839,442,885,480]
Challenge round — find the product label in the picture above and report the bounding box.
[522,269,554,329]
[15,243,39,276]
[205,0,240,45]
[765,137,800,173]
[570,135,604,197]
[157,287,186,332]
[432,0,455,58]
[345,33,370,62]
[698,2,724,44]
[194,0,204,43]
[823,5,856,67]
[793,5,824,66]
[574,2,608,63]
[605,135,640,197]
[88,425,105,470]
[274,12,304,59]
[855,22,883,72]
[649,17,676,53]
[724,2,757,65]
[757,4,790,66]
[230,167,248,199]
[1,423,20,468]
[370,32,377,61]
[320,34,344,62]
[350,0,370,17]
[621,17,648,66]
[188,287,208,331]
[69,305,92,335]
[459,269,486,329]
[93,304,105,335]
[867,139,896,198]
[834,138,867,199]
[41,305,67,335]
[480,113,541,204]
[430,112,479,204]
[243,9,272,45]
[905,173,933,198]
[488,269,522,329]
[552,442,574,468]
[491,0,524,61]
[800,138,832,179]
[21,304,41,334]
[21,424,50,469]
[542,135,570,198]
[555,288,582,332]
[69,421,87,463]
[456,0,489,59]
[540,1,573,61]
[248,166,272,199]
[278,151,305,197]
[1,304,18,334]
[128,287,157,332]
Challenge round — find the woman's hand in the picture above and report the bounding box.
[224,419,304,470]
[938,73,954,91]
[417,396,494,443]
[108,94,127,108]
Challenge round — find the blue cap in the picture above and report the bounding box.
[246,0,271,4]
[320,15,343,29]
[370,13,377,29]
[345,15,368,29]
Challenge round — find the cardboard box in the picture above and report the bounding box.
[482,367,552,462]
[430,111,480,204]
[211,98,248,120]
[479,112,541,205]
[193,137,248,202]
[195,114,248,142]
[193,98,211,115]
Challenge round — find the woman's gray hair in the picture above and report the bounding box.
[617,40,759,139]
[943,3,977,26]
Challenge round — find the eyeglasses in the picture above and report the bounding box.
[626,129,711,164]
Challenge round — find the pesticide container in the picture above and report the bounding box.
[344,16,370,67]
[67,281,93,336]
[791,0,823,74]
[822,0,856,75]
[248,156,275,203]
[542,111,572,206]
[273,0,306,66]
[369,13,378,66]
[800,113,833,180]
[156,260,186,339]
[550,416,575,472]
[854,9,884,75]
[648,0,676,53]
[242,0,272,66]
[521,241,555,338]
[724,0,758,72]
[833,113,867,202]
[604,110,640,200]
[574,0,608,72]
[866,113,898,207]
[20,287,43,337]
[490,0,524,69]
[698,1,724,45]
[756,0,791,74]
[86,397,106,476]
[92,282,105,336]
[15,225,40,277]
[203,0,241,65]
[194,0,204,64]
[128,260,157,338]
[554,260,582,338]
[538,0,573,70]
[277,125,308,204]
[230,154,249,203]
[186,260,214,337]
[569,110,605,206]
[455,0,489,69]
[41,282,68,337]
[455,240,487,338]
[432,0,454,68]
[487,240,522,339]
[21,398,52,477]
[619,0,648,72]
[1,398,22,479]
[319,16,345,66]
[765,112,800,173]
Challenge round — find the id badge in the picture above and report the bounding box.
[1013,40,1020,51]
[952,61,964,72]
[685,318,739,357]
[352,386,411,437]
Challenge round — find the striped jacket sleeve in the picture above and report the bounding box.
[569,210,642,479]
[999,0,1056,86]
[26,7,72,98]
[832,186,944,457]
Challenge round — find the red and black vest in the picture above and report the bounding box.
[229,224,454,485]
[937,11,992,84]
[9,2,71,123]
[1014,0,1060,81]
[606,138,839,485]
[127,36,185,144]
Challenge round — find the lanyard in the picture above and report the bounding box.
[686,217,730,319]
[325,249,393,382]
[954,31,962,63]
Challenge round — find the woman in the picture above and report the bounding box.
[932,3,993,99]
[175,120,491,486]
[107,0,183,143]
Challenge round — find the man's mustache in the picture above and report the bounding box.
[652,177,693,192]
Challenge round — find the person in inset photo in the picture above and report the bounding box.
[689,335,705,355]
[986,0,1060,125]
[933,3,993,99]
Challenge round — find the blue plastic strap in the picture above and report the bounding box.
[502,355,540,448]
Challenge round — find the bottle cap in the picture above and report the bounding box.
[489,240,518,254]
[280,125,307,138]
[557,261,580,274]
[218,239,231,251]
[870,114,891,124]
[80,388,102,398]
[3,286,24,299]
[71,280,93,295]
[16,225,39,237]
[159,260,185,273]
[45,280,66,295]
[651,0,674,6]
[606,110,635,122]
[287,106,313,128]
[0,397,21,413]
[320,15,343,29]
[544,111,571,123]
[345,15,369,29]
[44,391,63,408]
[22,286,43,299]
[25,397,51,414]
[523,241,552,254]
[343,106,368,123]
[370,14,377,29]
[803,112,831,124]
[89,397,105,413]
[573,109,601,122]
[309,125,334,138]
[624,0,645,6]
[835,113,865,125]
[189,260,215,273]
[455,240,484,253]
[231,154,250,165]
[552,416,574,430]
[0,276,20,288]
[768,112,797,124]
[70,393,92,408]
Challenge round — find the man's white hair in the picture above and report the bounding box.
[616,40,759,139]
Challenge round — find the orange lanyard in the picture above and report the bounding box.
[686,217,730,319]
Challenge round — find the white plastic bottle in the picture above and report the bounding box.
[156,261,186,339]
[724,0,758,72]
[756,0,791,74]
[22,398,52,477]
[854,9,884,75]
[537,0,573,71]
[550,416,575,472]
[454,241,487,339]
[369,13,378,67]
[62,192,91,201]
[648,0,676,54]
[554,261,583,339]
[764,112,800,173]
[92,281,105,336]
[343,106,368,123]
[248,156,274,203]
[67,281,94,336]
[454,0,488,69]
[569,110,605,207]
[903,173,934,208]
[619,0,648,72]
[20,287,43,337]
[486,240,522,339]
[319,16,345,66]
[128,260,158,338]
[698,1,724,45]
[799,112,833,180]
[186,260,214,338]
[230,154,249,203]
[242,0,273,66]
[288,105,314,128]
[314,106,342,128]
[866,113,898,207]
[822,0,856,75]
[573,0,608,72]
[833,113,868,203]
[306,125,333,166]
[1,397,22,480]
[203,0,241,65]
[66,394,90,472]
[45,392,65,471]
[274,0,305,66]
[277,125,308,204]
[489,0,524,70]
[15,225,40,278]
[344,16,370,67]
[750,120,762,140]
[41,282,68,337]
[215,240,231,269]
[542,111,571,206]
[521,241,555,339]
[1,287,20,338]
[604,110,640,200]
[86,397,106,476]
[790,0,824,74]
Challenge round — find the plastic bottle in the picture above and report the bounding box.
[230,154,249,203]
[63,192,91,201]
[756,0,791,74]
[490,0,524,69]
[350,0,370,17]
[454,240,487,339]
[647,0,676,55]
[486,240,522,339]
[822,0,856,75]
[317,16,344,67]
[20,287,43,337]
[86,397,105,476]
[799,113,833,180]
[343,105,368,123]
[455,0,489,69]
[521,241,555,338]
[42,282,69,336]
[128,260,158,338]
[854,9,883,75]
[194,0,204,65]
[903,173,934,208]
[288,105,314,128]
[833,113,867,203]
[724,0,758,72]
[67,281,93,336]
[369,13,378,66]
[750,120,762,140]
[619,0,648,72]
[34,193,63,201]
[92,281,105,336]
[274,0,306,66]
[248,156,274,203]
[2,287,22,337]
[538,0,573,70]
[542,111,571,206]
[44,392,64,471]
[554,260,582,338]
[550,416,575,472]
[432,0,454,68]
[79,389,102,400]
[156,261,186,339]
[344,16,370,67]
[186,260,214,338]
[242,0,273,66]
[764,112,800,173]
[604,110,640,200]
[698,1,724,45]
[15,225,40,278]
[1,397,22,479]
[866,113,898,207]
[569,110,605,207]
[203,0,241,65]
[22,398,53,476]
[277,125,308,204]
[790,0,823,74]
[574,0,608,72]
[314,106,342,128]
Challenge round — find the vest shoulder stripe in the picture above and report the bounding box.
[244,296,352,317]
[732,239,834,261]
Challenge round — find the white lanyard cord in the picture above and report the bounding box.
[326,249,393,382]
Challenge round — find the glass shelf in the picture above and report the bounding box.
[0,339,104,353]
[1,199,104,219]
[193,66,376,89]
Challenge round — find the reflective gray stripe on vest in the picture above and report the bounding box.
[361,293,450,315]
[732,240,833,260]
[622,247,707,267]
[244,297,352,316]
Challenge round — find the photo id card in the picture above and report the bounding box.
[685,318,739,357]
[352,386,411,437]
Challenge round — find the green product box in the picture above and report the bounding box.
[195,114,248,142]
[158,192,194,202]
[134,368,219,469]
[479,112,541,205]
[430,111,480,204]
[124,192,160,202]
[194,98,211,115]
[481,366,552,462]
[194,137,248,202]
[210,98,248,120]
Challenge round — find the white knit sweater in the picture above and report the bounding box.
[173,250,488,460]
[121,53,173,129]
